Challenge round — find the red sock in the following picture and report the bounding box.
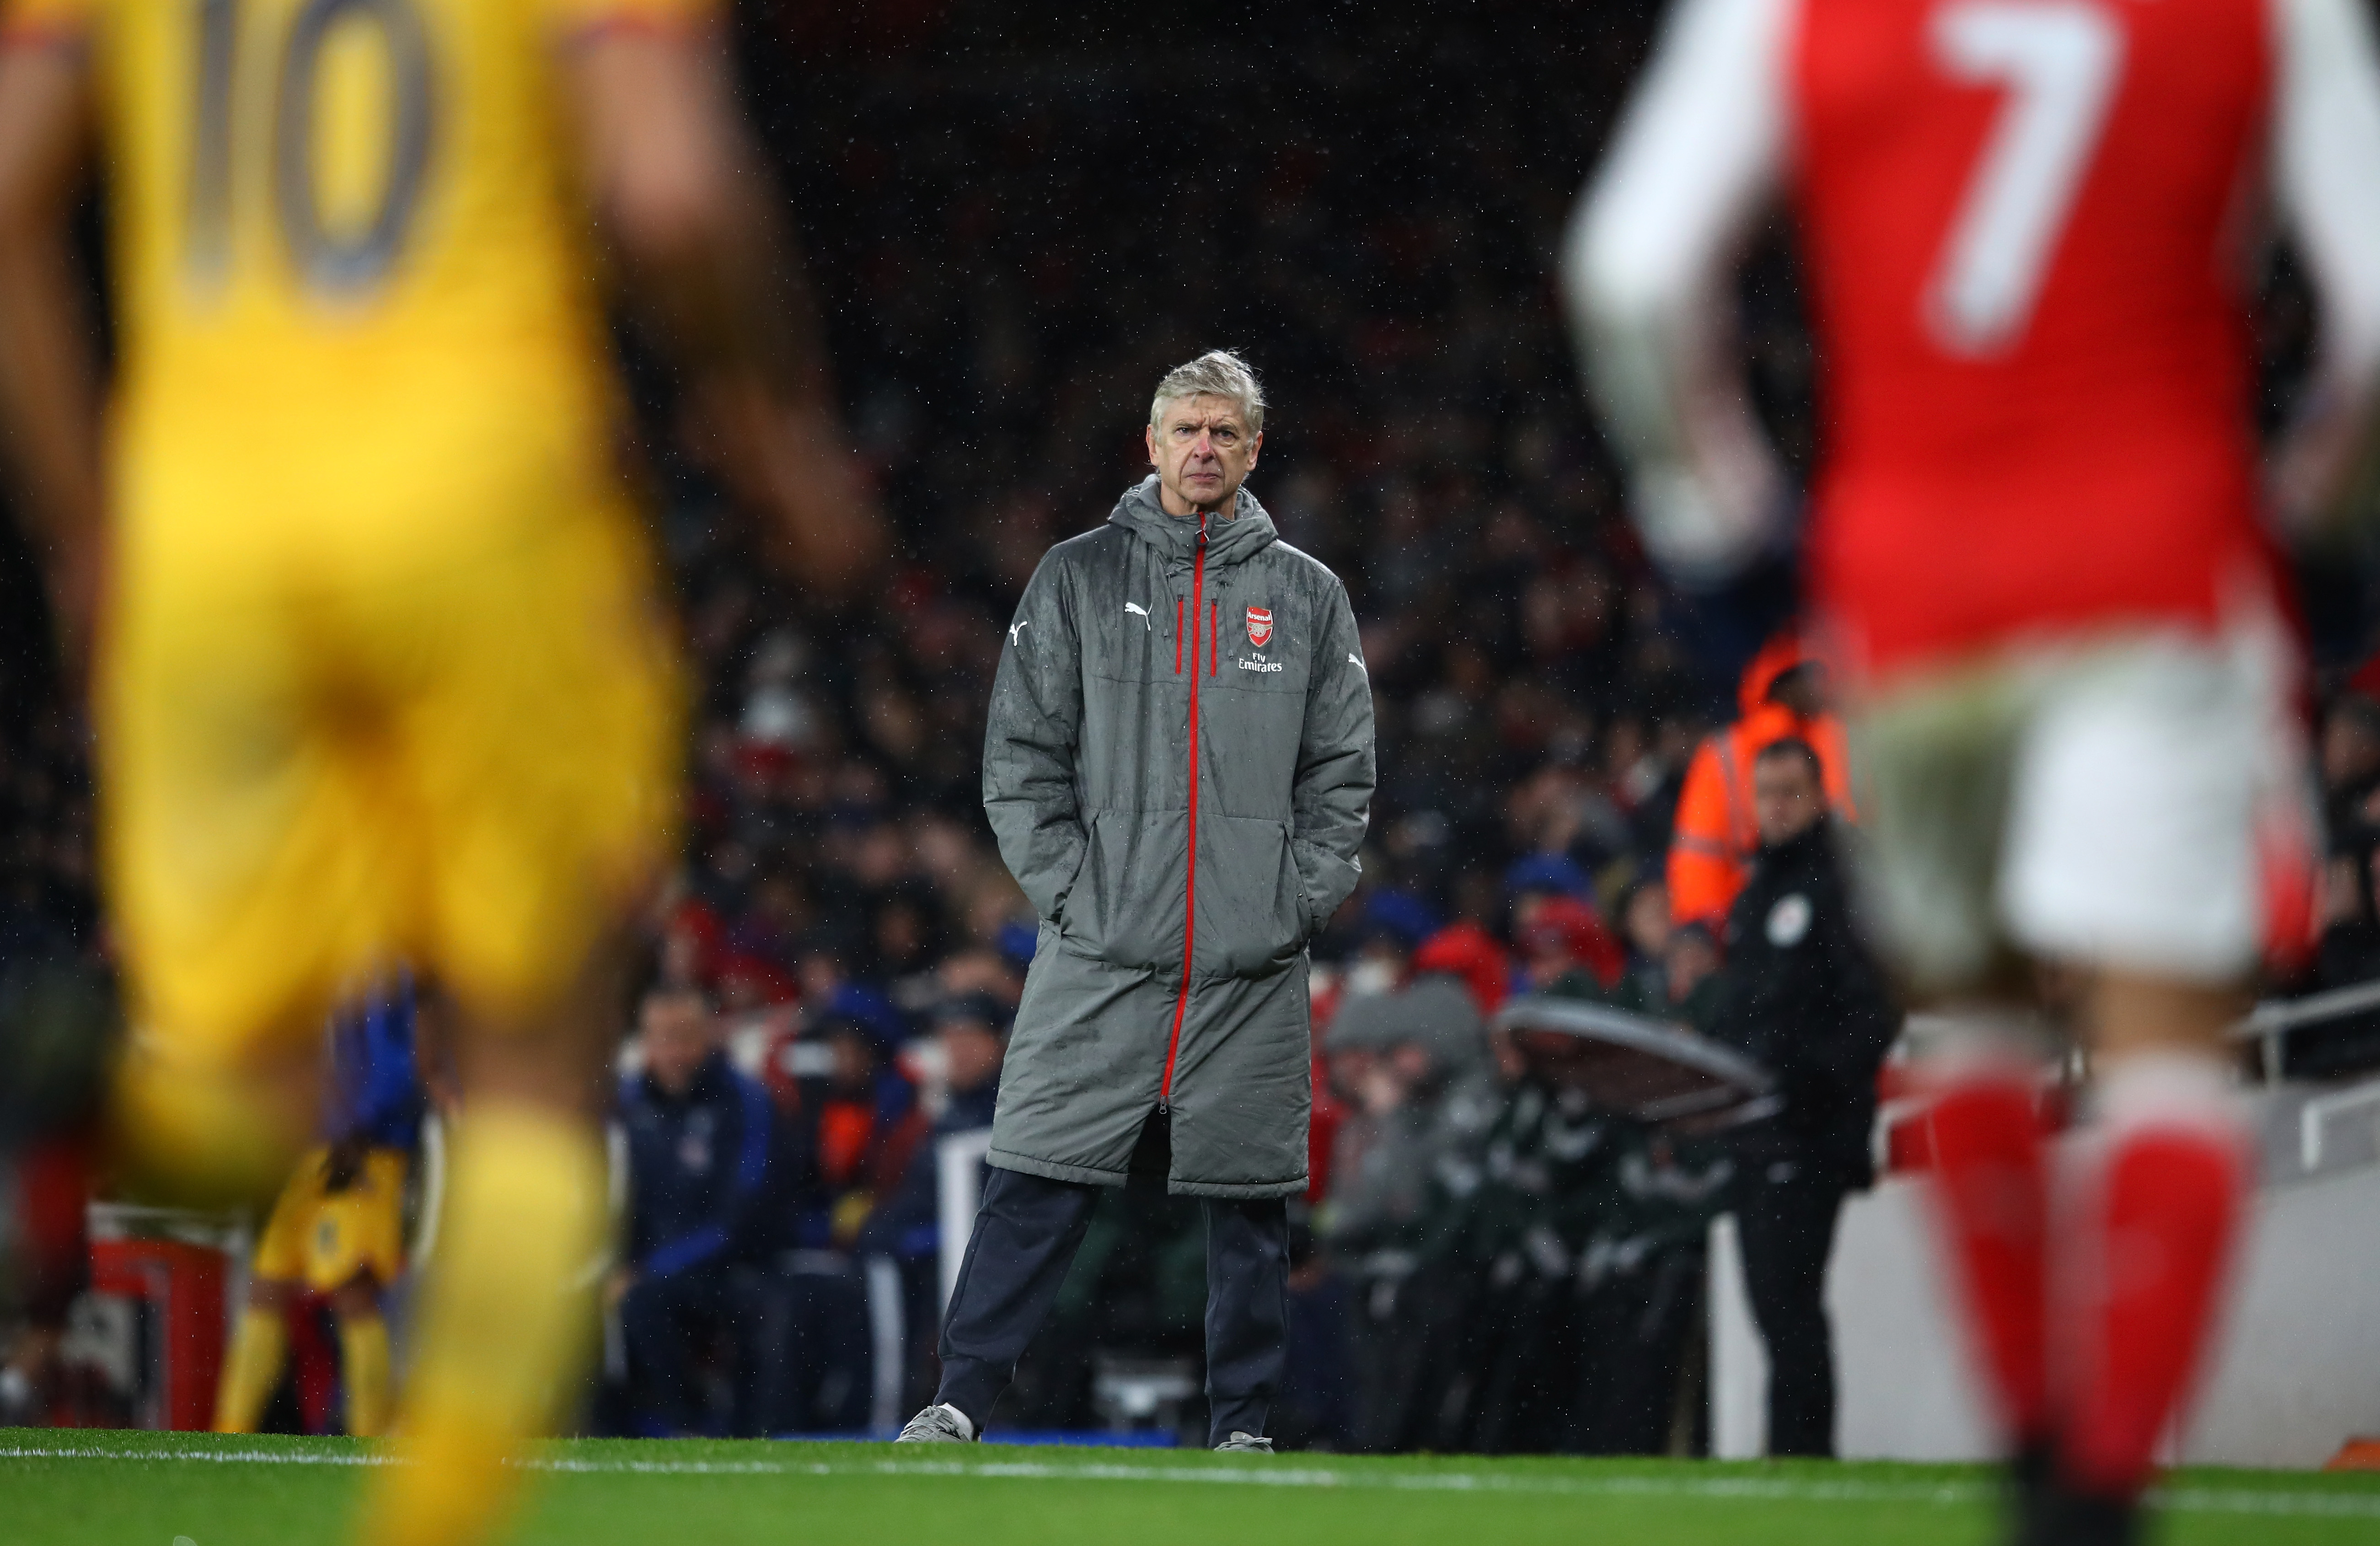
[2063,1058,2249,1499]
[1924,1069,2050,1443]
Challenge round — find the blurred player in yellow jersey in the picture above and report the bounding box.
[0,0,880,1540]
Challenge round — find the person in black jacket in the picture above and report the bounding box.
[607,988,780,1434]
[1706,737,1899,1457]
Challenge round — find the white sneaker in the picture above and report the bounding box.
[896,1403,976,1443]
[1214,1432,1273,1453]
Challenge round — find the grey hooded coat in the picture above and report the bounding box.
[982,476,1376,1197]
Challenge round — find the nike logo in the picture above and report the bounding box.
[1009,620,1029,646]
[1348,653,1364,670]
[1125,602,1150,629]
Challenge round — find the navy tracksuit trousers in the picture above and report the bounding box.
[934,1120,1291,1445]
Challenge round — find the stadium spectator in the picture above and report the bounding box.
[2318,675,2380,825]
[1514,893,1627,993]
[858,993,1011,1412]
[768,1012,928,1251]
[1702,740,1898,1457]
[1410,918,1517,1018]
[1318,977,1504,1453]
[1611,871,1676,1010]
[851,996,1007,1248]
[1664,924,1727,1028]
[0,1128,93,1425]
[2290,766,2380,1078]
[1336,890,1441,999]
[607,989,779,1436]
[926,993,1008,1134]
[1667,637,1856,931]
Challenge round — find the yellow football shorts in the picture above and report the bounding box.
[252,1145,412,1293]
[100,502,681,1070]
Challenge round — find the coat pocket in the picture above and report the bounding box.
[1059,808,1189,971]
[1194,815,1309,979]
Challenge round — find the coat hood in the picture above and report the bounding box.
[1324,976,1488,1075]
[1738,631,1819,719]
[1108,474,1279,572]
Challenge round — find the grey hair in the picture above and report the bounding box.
[1148,350,1266,435]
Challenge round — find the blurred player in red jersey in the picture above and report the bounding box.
[1569,0,2380,1540]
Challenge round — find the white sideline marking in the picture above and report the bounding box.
[3,1445,2377,1520]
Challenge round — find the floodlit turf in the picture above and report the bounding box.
[5,1429,2379,1546]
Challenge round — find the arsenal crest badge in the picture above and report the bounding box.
[1246,606,1274,648]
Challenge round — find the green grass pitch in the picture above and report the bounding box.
[6,1429,2379,1546]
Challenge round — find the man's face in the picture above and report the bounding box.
[1624,882,1672,959]
[1353,1041,1432,1116]
[939,1020,1003,1094]
[1753,752,1825,846]
[640,995,717,1096]
[1665,930,1720,1005]
[1146,395,1261,516]
[2323,701,2380,789]
[829,1028,877,1093]
[1515,900,1578,988]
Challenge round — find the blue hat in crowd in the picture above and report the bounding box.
[1360,889,1440,951]
[1504,852,1589,900]
[822,981,908,1049]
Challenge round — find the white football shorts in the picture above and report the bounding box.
[1854,616,2306,995]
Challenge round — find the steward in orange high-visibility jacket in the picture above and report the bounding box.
[1666,635,1855,929]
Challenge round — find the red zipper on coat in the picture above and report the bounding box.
[1161,514,1209,1107]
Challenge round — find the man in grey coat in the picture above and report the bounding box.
[900,351,1376,1449]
